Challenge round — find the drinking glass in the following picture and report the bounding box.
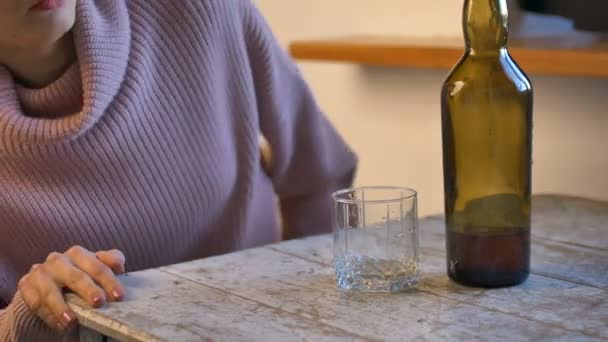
[332,186,419,293]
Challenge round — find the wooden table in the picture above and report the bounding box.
[69,195,608,341]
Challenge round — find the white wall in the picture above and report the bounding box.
[256,0,608,216]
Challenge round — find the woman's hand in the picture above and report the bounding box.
[17,246,126,331]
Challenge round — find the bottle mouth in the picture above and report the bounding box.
[462,0,510,51]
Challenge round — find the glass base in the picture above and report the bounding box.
[335,254,418,293]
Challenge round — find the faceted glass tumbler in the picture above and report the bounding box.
[332,186,419,293]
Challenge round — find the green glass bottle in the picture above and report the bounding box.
[441,0,533,287]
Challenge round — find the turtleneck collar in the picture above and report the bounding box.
[0,0,131,153]
[16,63,83,119]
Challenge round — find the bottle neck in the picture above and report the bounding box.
[463,0,509,56]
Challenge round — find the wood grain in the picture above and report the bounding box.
[164,246,606,341]
[531,195,608,250]
[69,268,371,342]
[289,35,608,78]
[68,195,608,341]
[269,236,608,339]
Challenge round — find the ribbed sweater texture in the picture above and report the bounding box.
[0,1,356,340]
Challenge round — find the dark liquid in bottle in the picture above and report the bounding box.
[446,228,530,288]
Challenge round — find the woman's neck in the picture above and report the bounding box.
[0,32,77,89]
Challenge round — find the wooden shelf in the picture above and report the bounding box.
[289,35,608,78]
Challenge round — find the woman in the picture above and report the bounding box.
[0,0,357,340]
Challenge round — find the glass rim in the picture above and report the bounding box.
[332,186,417,204]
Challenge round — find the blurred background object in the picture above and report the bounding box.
[257,0,608,216]
[517,0,608,32]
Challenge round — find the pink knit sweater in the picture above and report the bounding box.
[0,1,356,340]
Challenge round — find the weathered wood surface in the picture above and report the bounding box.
[69,195,608,341]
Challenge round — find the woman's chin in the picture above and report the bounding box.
[25,6,76,46]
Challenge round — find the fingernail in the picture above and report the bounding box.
[112,289,123,300]
[60,312,73,328]
[92,295,103,307]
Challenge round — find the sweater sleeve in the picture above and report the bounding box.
[0,292,64,342]
[242,1,358,239]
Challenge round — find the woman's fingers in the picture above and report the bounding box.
[95,249,126,275]
[65,246,125,301]
[17,246,127,331]
[19,264,76,332]
[45,252,107,307]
